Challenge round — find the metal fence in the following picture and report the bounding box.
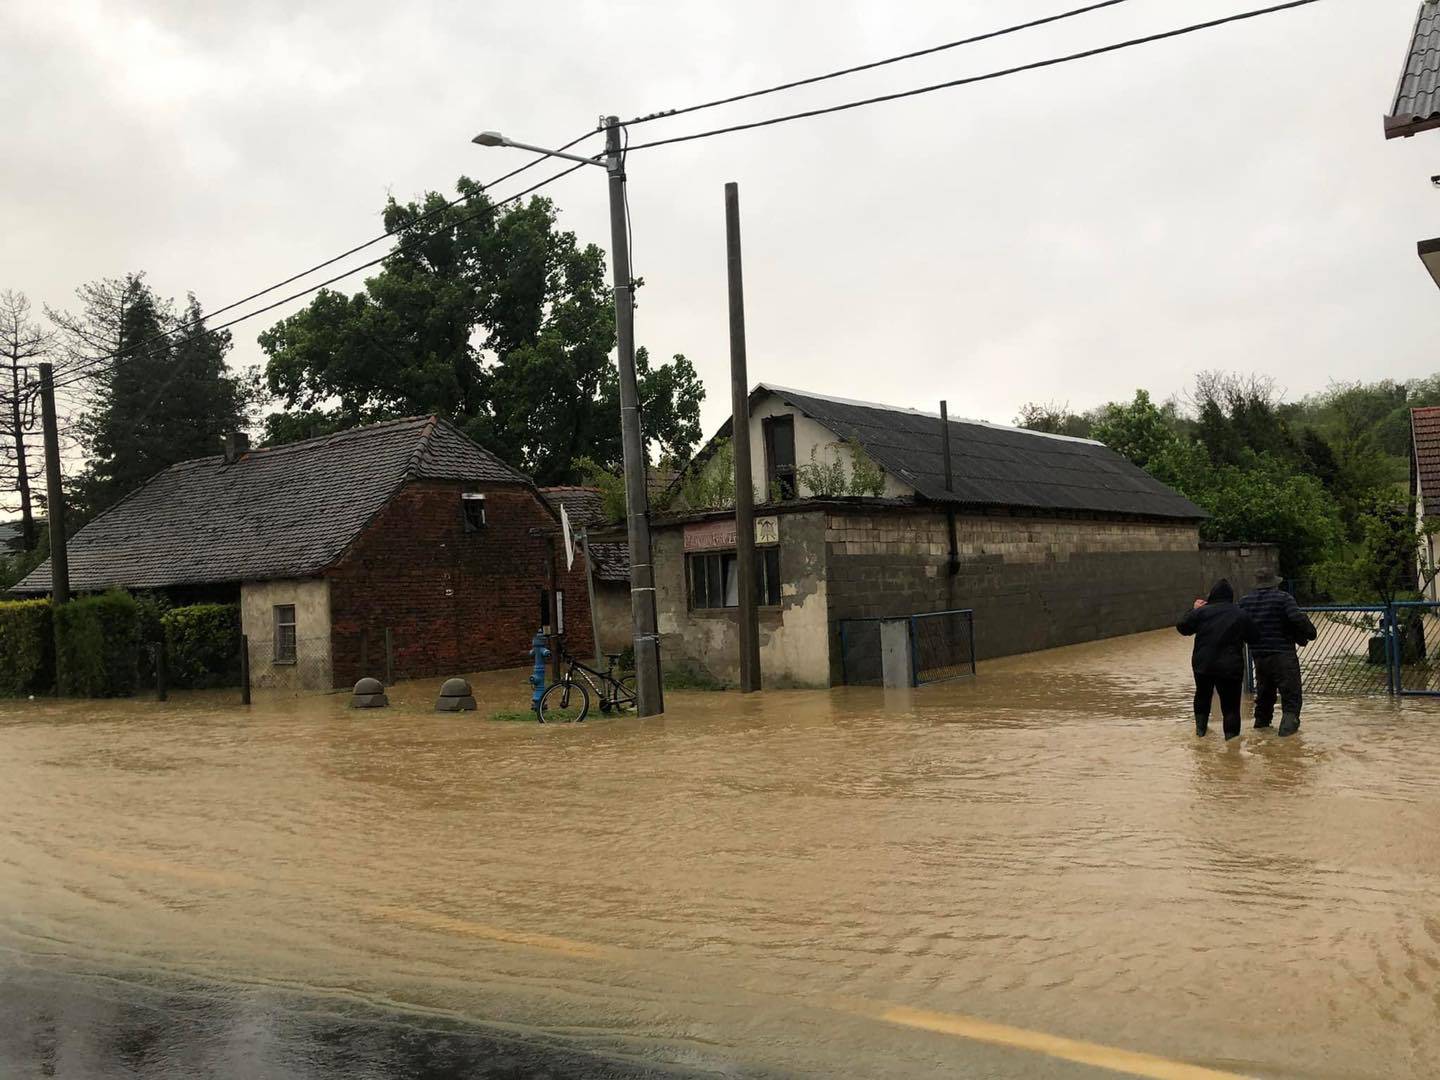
[910,609,977,684]
[1280,602,1440,698]
[838,609,976,687]
[245,635,334,694]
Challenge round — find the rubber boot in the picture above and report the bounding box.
[1195,714,1209,737]
[1254,716,1272,730]
[1277,711,1301,738]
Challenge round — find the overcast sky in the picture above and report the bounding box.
[3,0,1435,442]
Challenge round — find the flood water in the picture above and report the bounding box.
[1,629,1438,1079]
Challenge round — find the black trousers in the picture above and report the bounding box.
[1193,672,1243,738]
[1253,651,1303,724]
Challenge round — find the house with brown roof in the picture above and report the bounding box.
[14,417,593,690]
[1411,406,1440,599]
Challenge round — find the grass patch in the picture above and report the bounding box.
[662,666,728,691]
[489,708,539,723]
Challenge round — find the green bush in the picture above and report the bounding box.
[162,603,241,688]
[0,599,54,695]
[54,590,140,698]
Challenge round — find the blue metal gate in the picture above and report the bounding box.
[1278,602,1440,698]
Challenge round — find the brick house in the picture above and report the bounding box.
[650,385,1275,687]
[14,417,592,690]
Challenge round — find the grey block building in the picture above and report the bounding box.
[648,386,1276,688]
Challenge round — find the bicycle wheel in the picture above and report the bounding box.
[538,679,589,723]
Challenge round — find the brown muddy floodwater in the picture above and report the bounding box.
[1,629,1439,1079]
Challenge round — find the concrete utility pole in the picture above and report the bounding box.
[940,400,959,575]
[38,362,68,605]
[605,117,664,716]
[726,182,761,693]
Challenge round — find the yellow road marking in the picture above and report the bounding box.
[364,904,619,961]
[75,849,254,889]
[843,1001,1255,1080]
[68,851,1254,1077]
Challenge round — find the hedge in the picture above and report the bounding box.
[162,603,241,688]
[54,590,140,698]
[0,599,54,695]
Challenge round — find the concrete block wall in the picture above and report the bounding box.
[825,508,1208,682]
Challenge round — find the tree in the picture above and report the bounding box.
[0,290,52,550]
[58,276,255,518]
[259,178,705,482]
[1090,390,1183,470]
[1195,457,1342,580]
[1014,401,1094,439]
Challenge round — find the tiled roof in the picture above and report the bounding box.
[541,486,630,583]
[701,385,1203,520]
[1412,407,1440,518]
[14,416,529,594]
[1385,3,1440,138]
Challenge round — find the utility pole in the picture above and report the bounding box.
[605,116,664,716]
[726,182,761,693]
[38,362,68,605]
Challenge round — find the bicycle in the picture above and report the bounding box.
[537,649,637,723]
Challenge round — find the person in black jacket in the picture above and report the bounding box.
[1177,578,1252,739]
[1238,568,1318,737]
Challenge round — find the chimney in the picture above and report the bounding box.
[223,431,251,464]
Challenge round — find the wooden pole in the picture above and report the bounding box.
[156,639,168,702]
[940,400,959,575]
[240,634,251,705]
[38,363,68,604]
[726,182,761,693]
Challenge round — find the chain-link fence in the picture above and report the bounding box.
[1288,607,1392,696]
[245,635,333,693]
[838,610,977,687]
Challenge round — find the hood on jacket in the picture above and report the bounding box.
[1207,578,1235,604]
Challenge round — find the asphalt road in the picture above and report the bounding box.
[0,963,719,1080]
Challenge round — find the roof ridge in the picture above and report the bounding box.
[758,383,1103,446]
[249,415,432,460]
[406,414,441,477]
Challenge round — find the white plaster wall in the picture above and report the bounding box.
[240,578,333,691]
[746,393,912,500]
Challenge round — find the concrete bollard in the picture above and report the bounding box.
[351,676,389,709]
[435,676,477,712]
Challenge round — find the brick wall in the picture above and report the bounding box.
[325,480,593,688]
[825,507,1208,681]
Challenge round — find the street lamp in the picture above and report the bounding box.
[473,118,665,718]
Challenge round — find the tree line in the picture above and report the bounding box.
[1017,373,1436,599]
[1,180,708,587]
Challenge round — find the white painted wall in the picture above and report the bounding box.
[240,578,333,691]
[678,390,912,508]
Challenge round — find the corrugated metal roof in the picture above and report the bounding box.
[14,416,530,594]
[759,386,1204,520]
[1412,406,1440,517]
[1385,3,1440,138]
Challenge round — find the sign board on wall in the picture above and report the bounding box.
[683,515,780,552]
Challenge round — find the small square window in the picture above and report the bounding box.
[273,604,297,664]
[462,492,487,532]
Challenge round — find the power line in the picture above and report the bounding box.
[51,158,592,393]
[626,0,1136,127]
[624,0,1325,153]
[55,129,600,387]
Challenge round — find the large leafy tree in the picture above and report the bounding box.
[258,178,704,484]
[56,275,255,518]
